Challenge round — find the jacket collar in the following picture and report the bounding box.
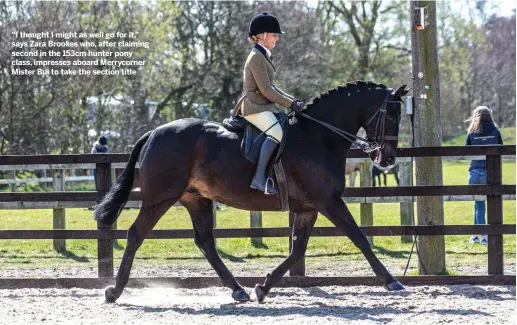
[253,44,276,71]
[256,43,271,58]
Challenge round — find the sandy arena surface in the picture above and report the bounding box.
[0,284,515,325]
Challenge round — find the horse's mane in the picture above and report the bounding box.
[306,80,387,110]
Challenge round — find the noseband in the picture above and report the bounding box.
[294,89,400,153]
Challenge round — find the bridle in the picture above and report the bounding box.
[292,89,402,153]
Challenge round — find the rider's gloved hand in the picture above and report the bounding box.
[290,99,305,113]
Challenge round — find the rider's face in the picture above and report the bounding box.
[260,33,279,50]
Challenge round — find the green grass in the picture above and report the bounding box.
[0,160,515,274]
[348,160,515,187]
[443,126,515,146]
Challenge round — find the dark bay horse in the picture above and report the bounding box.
[94,81,409,303]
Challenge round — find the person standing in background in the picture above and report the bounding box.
[465,106,503,245]
[91,135,109,183]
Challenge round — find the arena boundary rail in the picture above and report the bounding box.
[0,145,515,288]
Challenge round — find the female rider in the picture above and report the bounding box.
[234,12,305,195]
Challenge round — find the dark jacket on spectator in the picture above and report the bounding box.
[465,122,503,170]
[91,142,109,154]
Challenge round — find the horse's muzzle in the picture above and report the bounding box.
[369,147,396,168]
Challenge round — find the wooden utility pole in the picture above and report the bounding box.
[410,1,446,274]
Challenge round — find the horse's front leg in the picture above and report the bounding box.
[253,211,317,302]
[320,197,405,291]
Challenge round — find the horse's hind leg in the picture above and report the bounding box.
[254,211,317,302]
[320,197,404,291]
[105,199,175,303]
[181,194,250,302]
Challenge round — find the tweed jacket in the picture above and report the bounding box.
[236,45,295,116]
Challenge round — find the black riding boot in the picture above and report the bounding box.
[250,136,279,195]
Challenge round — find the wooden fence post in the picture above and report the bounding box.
[43,169,47,190]
[108,167,118,247]
[110,167,116,186]
[212,203,217,227]
[96,163,113,278]
[399,161,414,243]
[360,161,373,246]
[487,155,503,275]
[52,170,66,253]
[212,202,217,245]
[10,170,16,192]
[69,168,75,190]
[250,211,263,246]
[289,211,305,276]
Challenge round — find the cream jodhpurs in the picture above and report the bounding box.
[244,111,283,142]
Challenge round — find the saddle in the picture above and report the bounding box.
[222,113,290,211]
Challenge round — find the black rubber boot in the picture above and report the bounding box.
[250,136,279,195]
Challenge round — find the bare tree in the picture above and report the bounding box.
[324,0,404,80]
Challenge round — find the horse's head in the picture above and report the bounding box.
[361,85,409,167]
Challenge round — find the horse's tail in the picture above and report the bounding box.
[93,131,152,226]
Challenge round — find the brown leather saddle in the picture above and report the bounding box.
[222,113,290,211]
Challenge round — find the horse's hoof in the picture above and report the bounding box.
[385,279,405,291]
[104,285,119,303]
[232,289,250,302]
[253,284,267,303]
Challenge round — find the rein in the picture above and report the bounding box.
[294,89,400,153]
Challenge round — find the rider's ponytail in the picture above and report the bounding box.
[248,35,260,45]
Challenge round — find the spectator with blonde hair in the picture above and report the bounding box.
[465,106,503,245]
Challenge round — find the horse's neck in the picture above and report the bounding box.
[305,98,346,129]
[299,100,361,146]
[287,94,360,166]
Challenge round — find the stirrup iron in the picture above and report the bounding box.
[264,177,276,195]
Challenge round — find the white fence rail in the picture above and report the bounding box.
[0,176,93,185]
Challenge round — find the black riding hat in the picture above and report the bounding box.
[249,13,284,37]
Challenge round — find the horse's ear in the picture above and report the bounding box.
[394,85,410,98]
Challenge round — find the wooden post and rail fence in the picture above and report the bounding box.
[0,145,514,288]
